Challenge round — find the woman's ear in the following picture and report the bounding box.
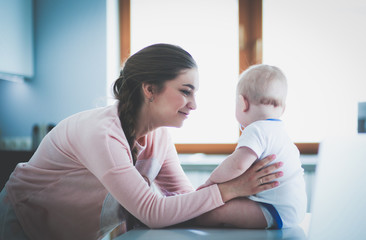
[142,83,155,99]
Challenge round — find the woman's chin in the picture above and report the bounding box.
[170,121,185,128]
[173,123,184,128]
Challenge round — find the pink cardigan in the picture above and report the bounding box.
[6,103,223,240]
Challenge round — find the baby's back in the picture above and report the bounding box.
[239,120,307,228]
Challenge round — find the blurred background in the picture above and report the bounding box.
[1,0,366,213]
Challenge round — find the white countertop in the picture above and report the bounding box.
[116,214,311,240]
[179,154,317,172]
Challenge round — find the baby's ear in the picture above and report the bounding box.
[238,94,250,112]
[281,104,286,115]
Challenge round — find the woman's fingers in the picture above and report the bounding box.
[218,154,284,201]
[257,161,283,178]
[246,155,283,194]
[251,154,277,172]
[259,170,283,185]
[257,181,279,192]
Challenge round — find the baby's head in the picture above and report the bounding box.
[236,64,287,126]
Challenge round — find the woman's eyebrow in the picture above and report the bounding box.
[183,84,195,90]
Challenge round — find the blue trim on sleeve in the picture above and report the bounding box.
[266,118,281,121]
[260,202,283,229]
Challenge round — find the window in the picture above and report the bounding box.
[118,0,333,154]
[129,0,240,147]
[262,0,366,142]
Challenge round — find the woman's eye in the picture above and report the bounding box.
[181,90,191,96]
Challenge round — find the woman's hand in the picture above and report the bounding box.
[218,154,283,202]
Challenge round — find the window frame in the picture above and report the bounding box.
[118,0,318,155]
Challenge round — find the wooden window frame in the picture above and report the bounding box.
[118,0,319,155]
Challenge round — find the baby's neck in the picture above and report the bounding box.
[246,104,284,125]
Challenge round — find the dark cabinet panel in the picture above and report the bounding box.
[0,151,34,189]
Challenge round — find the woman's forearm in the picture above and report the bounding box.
[217,182,236,203]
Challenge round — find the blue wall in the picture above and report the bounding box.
[0,0,107,137]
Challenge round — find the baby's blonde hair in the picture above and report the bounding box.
[237,64,287,107]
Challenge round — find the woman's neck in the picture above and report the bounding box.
[135,103,156,139]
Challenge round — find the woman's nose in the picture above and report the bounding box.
[188,97,197,110]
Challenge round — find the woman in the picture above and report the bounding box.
[0,44,282,240]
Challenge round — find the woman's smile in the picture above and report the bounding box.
[178,110,189,117]
[150,69,199,128]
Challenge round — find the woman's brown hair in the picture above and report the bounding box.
[113,43,197,165]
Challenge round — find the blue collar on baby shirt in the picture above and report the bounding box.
[266,118,281,121]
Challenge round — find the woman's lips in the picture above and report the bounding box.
[178,111,189,117]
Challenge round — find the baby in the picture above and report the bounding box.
[196,64,307,229]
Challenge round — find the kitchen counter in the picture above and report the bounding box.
[179,153,317,172]
[116,214,311,240]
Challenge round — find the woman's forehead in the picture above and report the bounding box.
[170,69,199,89]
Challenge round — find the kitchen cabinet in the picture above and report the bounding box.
[0,150,34,189]
[0,0,34,80]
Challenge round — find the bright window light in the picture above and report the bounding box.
[131,0,239,144]
[263,0,366,142]
[106,0,120,105]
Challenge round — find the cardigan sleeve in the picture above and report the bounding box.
[99,135,224,228]
[154,137,195,196]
